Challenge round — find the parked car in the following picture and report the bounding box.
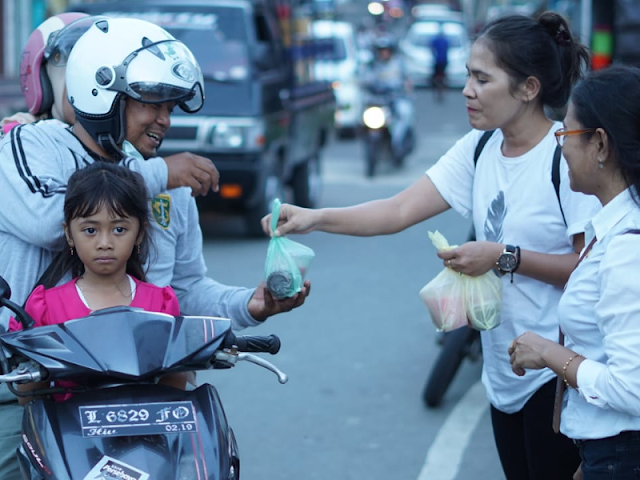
[74,0,335,236]
[311,20,363,138]
[399,19,470,88]
[411,3,464,22]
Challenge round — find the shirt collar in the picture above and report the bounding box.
[587,187,637,242]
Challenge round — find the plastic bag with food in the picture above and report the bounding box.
[419,230,503,331]
[419,231,468,331]
[264,199,315,299]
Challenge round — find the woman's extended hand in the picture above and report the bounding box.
[261,203,318,237]
[436,241,504,276]
[508,332,555,376]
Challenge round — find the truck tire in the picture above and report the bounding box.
[292,153,321,208]
[422,326,477,408]
[244,174,284,237]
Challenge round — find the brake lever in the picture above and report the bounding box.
[213,350,288,384]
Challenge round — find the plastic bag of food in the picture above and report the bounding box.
[419,231,503,331]
[264,199,315,299]
[419,231,468,331]
[464,270,502,331]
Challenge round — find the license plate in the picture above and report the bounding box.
[79,401,197,438]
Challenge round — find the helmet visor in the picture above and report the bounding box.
[116,40,204,113]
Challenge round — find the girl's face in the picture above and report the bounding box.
[125,98,175,159]
[66,205,141,280]
[561,102,600,195]
[462,40,528,130]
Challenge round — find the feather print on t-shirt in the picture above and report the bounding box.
[484,191,506,243]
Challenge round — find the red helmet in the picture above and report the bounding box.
[19,12,88,116]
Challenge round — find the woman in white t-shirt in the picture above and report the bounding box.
[262,12,601,480]
[510,66,640,480]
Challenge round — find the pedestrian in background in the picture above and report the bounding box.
[510,64,640,480]
[430,25,449,101]
[262,12,601,480]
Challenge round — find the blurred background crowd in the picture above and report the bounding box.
[0,0,637,121]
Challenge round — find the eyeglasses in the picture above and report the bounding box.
[554,128,596,148]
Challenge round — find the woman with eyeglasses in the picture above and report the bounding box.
[509,65,640,479]
[261,11,602,480]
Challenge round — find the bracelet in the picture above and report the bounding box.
[562,353,583,388]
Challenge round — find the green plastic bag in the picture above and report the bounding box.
[264,199,315,299]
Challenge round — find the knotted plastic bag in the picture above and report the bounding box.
[264,199,315,299]
[419,231,503,331]
[419,231,467,332]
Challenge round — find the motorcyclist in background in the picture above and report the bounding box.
[362,35,415,159]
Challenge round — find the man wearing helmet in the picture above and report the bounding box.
[364,35,415,160]
[3,13,219,198]
[0,16,310,479]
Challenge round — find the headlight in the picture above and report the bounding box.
[211,123,244,148]
[210,121,265,149]
[363,106,386,129]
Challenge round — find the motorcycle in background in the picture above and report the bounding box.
[361,84,415,178]
[422,327,481,408]
[0,276,286,480]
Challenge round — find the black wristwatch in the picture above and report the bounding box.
[497,244,520,282]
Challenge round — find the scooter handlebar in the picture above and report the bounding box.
[227,334,281,355]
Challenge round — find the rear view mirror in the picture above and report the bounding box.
[253,42,276,70]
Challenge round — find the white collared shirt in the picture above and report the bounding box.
[559,188,640,439]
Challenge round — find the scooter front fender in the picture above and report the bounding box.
[19,384,236,480]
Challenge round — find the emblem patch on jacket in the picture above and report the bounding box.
[151,194,171,229]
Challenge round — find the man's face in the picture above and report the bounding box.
[378,48,392,61]
[124,98,176,159]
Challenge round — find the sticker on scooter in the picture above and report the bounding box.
[79,400,197,437]
[83,455,149,480]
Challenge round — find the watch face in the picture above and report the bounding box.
[498,253,518,272]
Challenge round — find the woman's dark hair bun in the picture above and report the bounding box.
[538,11,573,47]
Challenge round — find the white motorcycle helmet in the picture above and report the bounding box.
[65,17,204,154]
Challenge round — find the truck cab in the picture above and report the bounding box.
[75,0,335,235]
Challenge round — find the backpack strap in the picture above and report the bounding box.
[551,145,566,226]
[474,130,495,166]
[474,130,567,226]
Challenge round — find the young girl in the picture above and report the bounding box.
[11,161,186,401]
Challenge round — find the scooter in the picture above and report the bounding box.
[0,276,287,480]
[422,327,481,408]
[361,84,414,178]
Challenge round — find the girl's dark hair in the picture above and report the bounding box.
[38,162,152,289]
[477,11,589,109]
[571,65,640,205]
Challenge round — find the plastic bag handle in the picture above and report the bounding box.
[270,198,281,234]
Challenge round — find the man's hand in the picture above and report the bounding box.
[248,280,311,322]
[164,152,220,196]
